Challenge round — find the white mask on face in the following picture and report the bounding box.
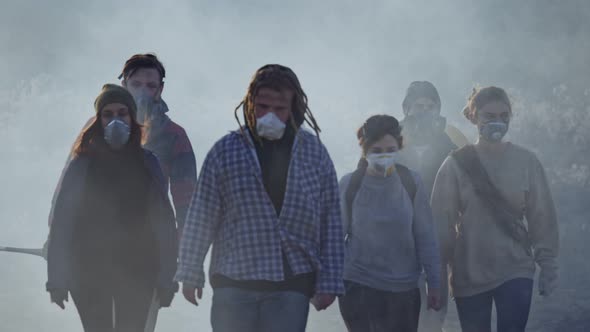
[104,118,131,150]
[366,152,399,177]
[256,112,286,140]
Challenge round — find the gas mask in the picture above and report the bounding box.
[479,121,508,142]
[404,112,446,139]
[256,112,286,140]
[366,152,399,177]
[104,119,131,150]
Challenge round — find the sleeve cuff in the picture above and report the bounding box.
[315,273,345,296]
[174,265,206,288]
[425,265,442,290]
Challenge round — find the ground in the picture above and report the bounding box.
[1,252,589,331]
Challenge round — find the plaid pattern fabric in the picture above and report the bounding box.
[175,129,345,295]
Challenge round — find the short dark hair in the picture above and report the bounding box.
[357,115,404,155]
[118,53,166,82]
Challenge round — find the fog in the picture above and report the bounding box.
[1,0,589,331]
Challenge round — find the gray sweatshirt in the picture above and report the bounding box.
[339,170,441,292]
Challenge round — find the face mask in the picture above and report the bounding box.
[366,152,399,177]
[480,121,508,142]
[104,119,131,150]
[256,112,286,140]
[131,88,155,124]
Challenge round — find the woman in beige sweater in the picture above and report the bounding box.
[431,87,559,332]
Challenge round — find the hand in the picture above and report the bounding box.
[157,287,176,308]
[50,289,68,310]
[182,285,203,306]
[426,288,442,311]
[539,267,558,297]
[310,293,336,311]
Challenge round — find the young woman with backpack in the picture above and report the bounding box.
[338,114,442,332]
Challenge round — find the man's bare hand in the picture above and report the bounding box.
[311,293,336,311]
[182,285,203,306]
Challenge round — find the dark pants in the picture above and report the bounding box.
[70,274,155,332]
[339,281,421,332]
[211,287,310,332]
[455,278,534,332]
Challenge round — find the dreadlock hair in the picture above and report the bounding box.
[118,53,166,83]
[233,64,321,143]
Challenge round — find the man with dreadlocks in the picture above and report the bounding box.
[175,64,345,332]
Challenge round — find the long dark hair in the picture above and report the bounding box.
[72,114,144,157]
[234,64,321,142]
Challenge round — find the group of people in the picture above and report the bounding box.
[44,54,559,332]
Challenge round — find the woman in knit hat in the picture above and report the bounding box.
[46,84,178,332]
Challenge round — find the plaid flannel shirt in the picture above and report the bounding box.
[175,129,345,295]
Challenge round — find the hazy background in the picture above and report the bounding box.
[1,0,589,331]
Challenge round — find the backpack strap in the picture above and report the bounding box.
[396,164,417,203]
[344,162,416,240]
[344,167,366,240]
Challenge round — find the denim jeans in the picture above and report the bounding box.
[455,278,534,332]
[339,281,421,332]
[211,287,310,332]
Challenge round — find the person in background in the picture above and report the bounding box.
[338,114,441,332]
[397,81,464,332]
[398,81,465,193]
[431,86,559,332]
[119,54,197,233]
[175,64,345,332]
[46,84,178,332]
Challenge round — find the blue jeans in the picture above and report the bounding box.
[455,278,534,332]
[211,287,310,332]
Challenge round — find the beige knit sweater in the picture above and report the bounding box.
[431,143,559,298]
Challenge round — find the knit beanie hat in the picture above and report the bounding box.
[94,84,137,120]
[402,81,441,115]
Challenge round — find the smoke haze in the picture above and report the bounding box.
[1,0,589,330]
